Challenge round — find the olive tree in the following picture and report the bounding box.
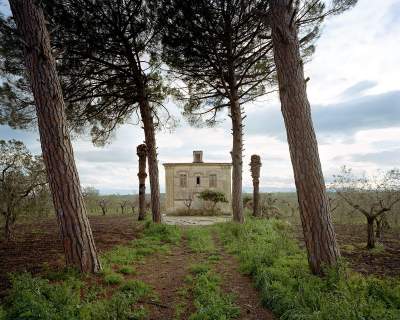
[332,167,400,249]
[98,199,110,216]
[0,140,47,240]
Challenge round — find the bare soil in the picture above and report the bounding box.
[294,223,400,277]
[213,235,275,320]
[0,215,140,296]
[335,224,400,277]
[133,238,197,319]
[0,216,274,319]
[1,216,399,319]
[134,233,274,319]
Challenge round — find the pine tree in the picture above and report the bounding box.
[268,0,357,275]
[1,0,176,223]
[161,0,275,223]
[8,0,101,272]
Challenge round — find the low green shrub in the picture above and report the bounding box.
[103,272,124,285]
[143,222,182,244]
[207,254,221,262]
[1,273,149,320]
[216,218,400,320]
[119,280,152,300]
[190,263,211,275]
[43,266,81,282]
[79,292,146,320]
[2,273,82,320]
[118,265,136,275]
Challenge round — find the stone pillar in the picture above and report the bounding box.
[250,155,262,217]
[137,144,147,221]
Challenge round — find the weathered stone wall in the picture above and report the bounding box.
[164,163,232,213]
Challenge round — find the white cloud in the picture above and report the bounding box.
[1,0,399,194]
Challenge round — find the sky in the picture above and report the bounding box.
[1,0,400,194]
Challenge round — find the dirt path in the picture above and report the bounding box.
[213,234,275,320]
[134,237,197,320]
[163,215,231,226]
[134,229,274,320]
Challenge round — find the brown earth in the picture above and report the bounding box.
[133,232,274,319]
[1,216,400,318]
[0,215,140,297]
[294,223,400,277]
[133,237,197,319]
[0,216,274,319]
[213,235,275,320]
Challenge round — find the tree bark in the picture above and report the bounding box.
[139,99,161,223]
[4,210,13,241]
[230,99,244,223]
[137,144,147,221]
[250,155,262,217]
[367,217,376,249]
[270,0,340,275]
[10,0,101,272]
[375,218,382,240]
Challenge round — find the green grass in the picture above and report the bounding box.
[143,221,182,244]
[216,218,400,320]
[0,306,5,320]
[185,227,216,253]
[118,265,136,275]
[187,263,240,320]
[120,279,151,295]
[103,272,124,285]
[0,271,151,320]
[101,222,181,274]
[0,222,181,320]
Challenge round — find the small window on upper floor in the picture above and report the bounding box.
[209,174,217,188]
[180,173,187,188]
[196,176,201,186]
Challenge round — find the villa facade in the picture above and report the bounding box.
[163,151,232,213]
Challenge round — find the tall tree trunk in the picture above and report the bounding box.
[137,144,148,221]
[375,218,382,240]
[250,155,262,217]
[230,97,244,223]
[139,100,161,223]
[367,217,376,249]
[4,210,13,241]
[270,0,340,275]
[10,0,101,272]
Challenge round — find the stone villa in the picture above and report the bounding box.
[163,151,232,213]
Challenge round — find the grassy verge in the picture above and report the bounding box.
[173,227,238,319]
[0,222,181,320]
[101,221,181,276]
[216,218,400,320]
[186,263,240,320]
[185,227,216,254]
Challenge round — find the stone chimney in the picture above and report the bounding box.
[193,150,203,163]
